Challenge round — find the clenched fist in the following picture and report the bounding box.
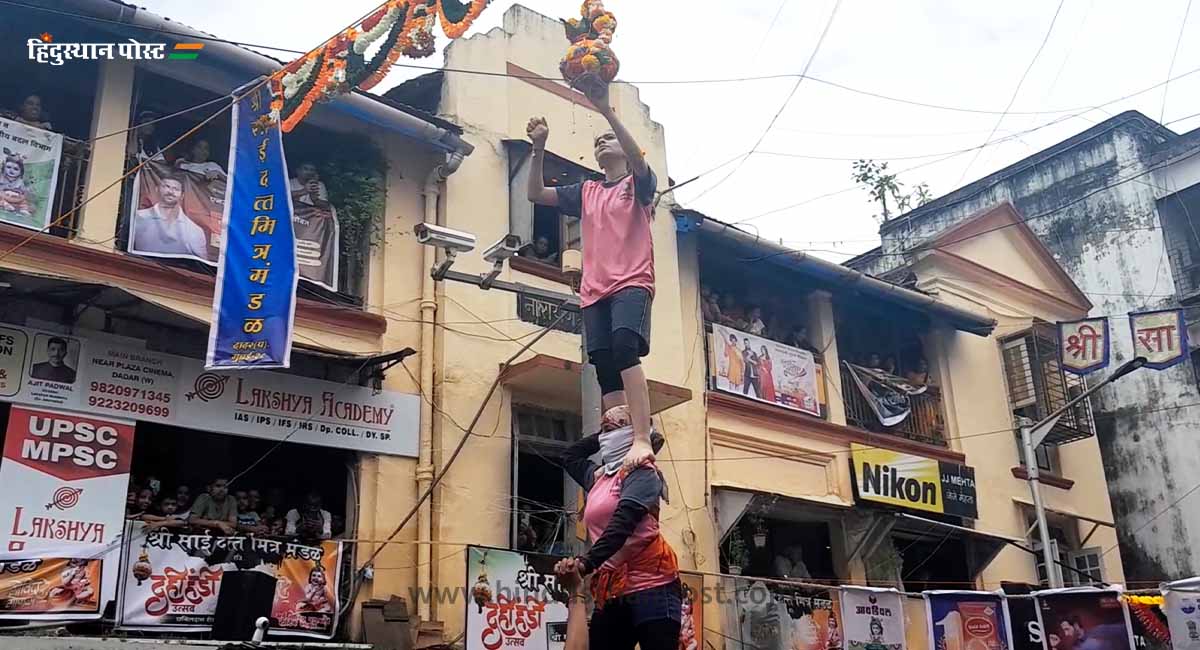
[527,117,549,149]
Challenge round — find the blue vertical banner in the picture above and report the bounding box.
[205,80,298,369]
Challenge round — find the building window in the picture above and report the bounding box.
[508,144,592,274]
[1030,520,1104,586]
[1000,324,1094,453]
[511,405,583,556]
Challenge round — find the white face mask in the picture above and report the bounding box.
[598,426,635,476]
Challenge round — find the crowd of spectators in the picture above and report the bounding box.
[125,476,343,543]
[701,284,817,353]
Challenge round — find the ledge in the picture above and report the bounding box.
[0,223,387,337]
[1011,466,1075,490]
[510,256,572,285]
[707,390,968,464]
[502,354,692,415]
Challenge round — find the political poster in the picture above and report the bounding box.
[289,169,340,291]
[270,538,342,639]
[117,523,340,636]
[711,324,821,417]
[844,362,927,427]
[1034,589,1135,650]
[925,592,1013,650]
[906,596,931,650]
[1058,318,1109,375]
[0,556,103,618]
[127,160,224,264]
[1164,581,1200,650]
[206,81,298,369]
[729,578,842,650]
[0,406,134,555]
[842,587,906,650]
[0,116,62,231]
[465,545,569,650]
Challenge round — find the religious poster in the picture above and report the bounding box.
[925,592,1013,650]
[1058,318,1109,375]
[710,324,821,417]
[270,539,342,639]
[206,81,298,369]
[843,362,927,427]
[842,587,906,650]
[0,556,103,617]
[729,579,842,650]
[1129,310,1188,370]
[0,406,134,555]
[0,116,62,231]
[906,596,931,650]
[680,572,704,650]
[0,326,27,397]
[127,160,224,264]
[465,545,569,650]
[1164,580,1200,650]
[1034,589,1136,650]
[289,165,340,291]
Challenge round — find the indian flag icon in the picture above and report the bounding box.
[168,43,204,60]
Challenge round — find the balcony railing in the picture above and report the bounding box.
[49,137,90,238]
[840,365,947,446]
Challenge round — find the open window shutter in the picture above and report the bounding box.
[1034,539,1064,586]
[509,151,534,245]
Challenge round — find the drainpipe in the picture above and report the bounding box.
[416,151,465,622]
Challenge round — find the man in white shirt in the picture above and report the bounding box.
[131,173,210,260]
[285,490,332,540]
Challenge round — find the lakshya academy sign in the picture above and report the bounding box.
[850,443,978,519]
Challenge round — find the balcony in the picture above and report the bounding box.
[840,365,947,446]
[47,137,91,239]
[1001,323,1094,445]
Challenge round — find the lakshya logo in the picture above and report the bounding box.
[3,407,133,481]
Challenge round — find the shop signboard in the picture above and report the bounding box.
[1034,589,1135,650]
[850,444,978,519]
[117,522,341,638]
[0,322,419,457]
[724,578,841,650]
[710,323,821,417]
[842,587,906,650]
[925,591,1013,650]
[465,545,569,650]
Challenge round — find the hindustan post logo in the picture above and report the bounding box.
[27,33,204,66]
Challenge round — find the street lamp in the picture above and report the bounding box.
[1021,355,1146,588]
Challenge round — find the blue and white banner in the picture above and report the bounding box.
[205,81,298,369]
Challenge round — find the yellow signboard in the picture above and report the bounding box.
[849,444,978,518]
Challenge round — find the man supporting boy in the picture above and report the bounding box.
[526,82,657,469]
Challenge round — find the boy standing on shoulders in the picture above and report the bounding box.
[526,82,658,469]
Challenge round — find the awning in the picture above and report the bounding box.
[713,486,852,544]
[499,354,692,415]
[893,513,1024,578]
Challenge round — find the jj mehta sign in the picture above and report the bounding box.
[850,444,977,519]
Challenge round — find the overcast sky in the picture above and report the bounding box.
[138,0,1200,259]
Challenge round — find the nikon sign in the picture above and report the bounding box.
[850,443,977,519]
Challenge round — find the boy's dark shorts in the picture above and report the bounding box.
[583,286,652,357]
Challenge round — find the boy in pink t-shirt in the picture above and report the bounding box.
[527,82,658,471]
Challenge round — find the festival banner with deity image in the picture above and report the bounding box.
[465,545,569,650]
[842,587,906,650]
[680,573,704,650]
[710,324,821,417]
[925,592,1013,650]
[0,556,103,619]
[1034,589,1136,650]
[270,539,342,639]
[727,579,842,650]
[0,117,62,231]
[127,160,225,264]
[1058,318,1110,375]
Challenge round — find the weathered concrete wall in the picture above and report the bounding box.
[853,112,1200,582]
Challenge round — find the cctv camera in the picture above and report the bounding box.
[413,223,476,254]
[483,235,523,264]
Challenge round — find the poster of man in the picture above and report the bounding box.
[289,162,340,291]
[28,334,79,384]
[0,117,63,231]
[127,160,223,264]
[1035,590,1135,650]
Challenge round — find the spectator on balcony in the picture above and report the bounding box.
[131,173,209,259]
[758,345,777,402]
[707,291,724,324]
[126,109,165,163]
[906,357,932,387]
[235,490,268,535]
[788,325,817,354]
[526,235,559,265]
[723,332,744,389]
[865,353,884,371]
[3,94,53,131]
[286,490,332,541]
[175,138,226,181]
[720,294,746,329]
[747,306,767,337]
[700,286,715,322]
[143,496,190,531]
[190,477,238,535]
[742,338,761,398]
[174,484,193,512]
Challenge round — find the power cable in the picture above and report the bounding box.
[1161,0,1195,122]
[957,0,1066,186]
[686,0,842,204]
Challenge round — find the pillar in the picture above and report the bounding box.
[78,59,135,249]
[807,290,846,425]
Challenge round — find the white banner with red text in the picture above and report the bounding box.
[116,522,341,638]
[0,322,417,457]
